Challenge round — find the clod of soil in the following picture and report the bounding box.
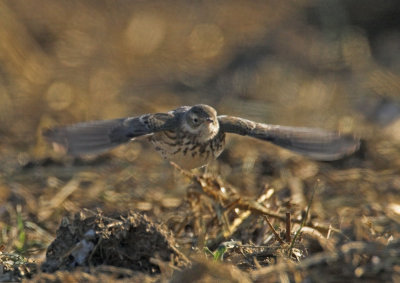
[41,209,190,275]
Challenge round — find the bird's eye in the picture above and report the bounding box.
[193,118,199,123]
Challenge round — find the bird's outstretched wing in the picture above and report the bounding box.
[43,112,178,155]
[218,115,360,161]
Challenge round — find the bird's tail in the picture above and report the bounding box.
[43,118,129,155]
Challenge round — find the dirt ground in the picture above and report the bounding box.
[0,1,400,282]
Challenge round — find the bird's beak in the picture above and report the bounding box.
[206,118,214,123]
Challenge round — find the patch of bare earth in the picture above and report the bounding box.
[35,209,189,281]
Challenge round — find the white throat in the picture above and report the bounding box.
[182,121,219,143]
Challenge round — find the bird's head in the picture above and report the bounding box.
[183,104,219,141]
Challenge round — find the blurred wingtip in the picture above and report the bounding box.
[41,119,127,156]
[312,133,361,161]
[341,133,361,155]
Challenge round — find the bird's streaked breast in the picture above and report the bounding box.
[150,130,225,169]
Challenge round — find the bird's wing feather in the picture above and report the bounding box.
[43,112,178,155]
[218,115,360,161]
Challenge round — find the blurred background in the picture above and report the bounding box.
[0,0,399,155]
[0,0,400,272]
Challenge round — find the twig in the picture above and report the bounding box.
[285,212,291,243]
[38,177,80,221]
[288,180,318,256]
[172,163,341,238]
[264,216,284,244]
[251,240,400,280]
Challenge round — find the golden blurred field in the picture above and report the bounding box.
[0,1,400,282]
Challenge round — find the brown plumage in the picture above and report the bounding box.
[43,104,360,169]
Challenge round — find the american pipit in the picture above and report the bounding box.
[44,104,359,169]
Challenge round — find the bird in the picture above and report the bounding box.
[43,104,360,169]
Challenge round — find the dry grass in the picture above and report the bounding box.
[1,0,400,282]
